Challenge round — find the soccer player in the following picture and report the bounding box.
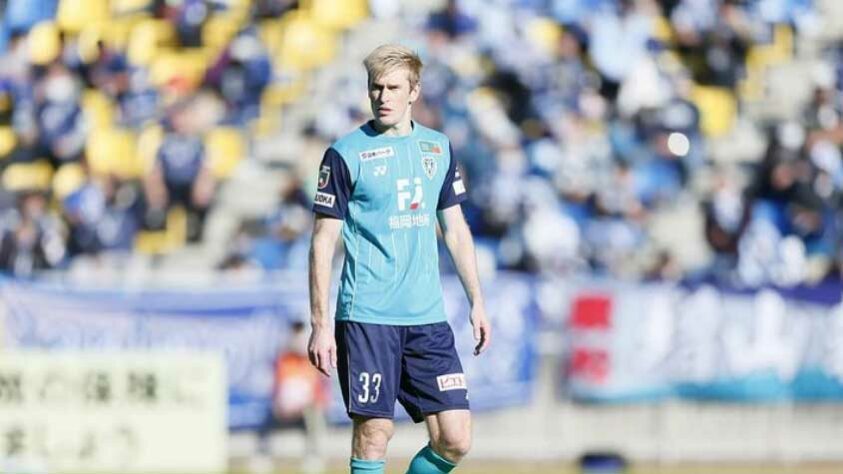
[307,44,491,474]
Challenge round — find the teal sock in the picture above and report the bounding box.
[406,445,457,473]
[350,457,386,473]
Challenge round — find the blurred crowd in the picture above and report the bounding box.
[0,0,842,289]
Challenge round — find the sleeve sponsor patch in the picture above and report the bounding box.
[359,146,395,161]
[453,180,466,195]
[314,191,335,207]
[436,373,467,391]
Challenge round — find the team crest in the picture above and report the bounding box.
[318,165,330,189]
[422,156,437,180]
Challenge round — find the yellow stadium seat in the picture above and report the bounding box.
[276,11,337,71]
[111,0,154,16]
[28,22,62,66]
[259,20,284,57]
[137,124,164,176]
[740,25,793,102]
[0,127,17,158]
[302,0,368,30]
[261,79,306,108]
[525,17,562,56]
[206,127,246,179]
[651,14,675,45]
[57,0,109,34]
[77,25,104,64]
[166,205,187,248]
[690,85,737,138]
[52,163,87,200]
[81,90,115,130]
[249,111,281,139]
[134,206,186,254]
[103,15,149,51]
[202,15,241,52]
[2,160,54,192]
[86,127,142,179]
[127,19,177,66]
[149,49,209,91]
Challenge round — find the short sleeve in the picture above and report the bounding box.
[312,148,353,219]
[437,143,468,210]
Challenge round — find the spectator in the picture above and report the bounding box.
[34,63,86,165]
[267,320,328,473]
[143,99,215,242]
[61,172,144,257]
[0,190,66,276]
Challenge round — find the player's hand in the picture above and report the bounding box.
[307,325,337,377]
[470,305,491,356]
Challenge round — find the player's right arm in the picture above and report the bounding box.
[308,215,342,377]
[307,147,354,377]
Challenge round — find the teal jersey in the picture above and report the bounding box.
[312,121,467,326]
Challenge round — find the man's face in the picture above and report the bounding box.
[368,67,419,129]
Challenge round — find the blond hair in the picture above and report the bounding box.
[363,44,423,88]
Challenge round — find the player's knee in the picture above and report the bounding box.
[432,428,472,462]
[353,418,394,459]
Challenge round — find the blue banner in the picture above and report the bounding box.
[562,282,843,403]
[1,273,538,428]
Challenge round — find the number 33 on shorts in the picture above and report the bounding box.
[357,371,382,404]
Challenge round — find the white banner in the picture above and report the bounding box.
[0,351,227,473]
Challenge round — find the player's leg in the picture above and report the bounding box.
[398,322,471,473]
[350,416,394,472]
[405,409,471,473]
[336,321,403,473]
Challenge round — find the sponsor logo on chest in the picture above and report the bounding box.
[418,140,443,154]
[359,146,395,161]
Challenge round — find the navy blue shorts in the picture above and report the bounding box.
[335,321,470,423]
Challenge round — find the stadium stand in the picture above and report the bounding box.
[0,0,840,290]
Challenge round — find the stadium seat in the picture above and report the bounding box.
[206,127,246,179]
[52,162,87,200]
[127,19,177,66]
[261,79,306,108]
[249,110,281,139]
[86,127,142,179]
[302,0,368,30]
[690,85,737,138]
[28,22,61,66]
[103,15,148,51]
[81,89,115,130]
[525,17,562,57]
[258,20,284,57]
[740,25,794,101]
[651,14,675,46]
[201,15,241,53]
[275,11,337,71]
[134,206,187,254]
[149,49,210,92]
[2,160,53,192]
[0,127,17,158]
[57,0,109,34]
[76,25,103,64]
[136,124,163,176]
[111,0,154,16]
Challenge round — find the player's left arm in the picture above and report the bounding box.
[438,205,491,355]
